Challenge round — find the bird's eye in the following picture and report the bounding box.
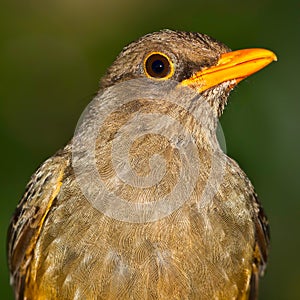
[144,52,174,79]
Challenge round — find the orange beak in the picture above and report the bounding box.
[181,48,277,93]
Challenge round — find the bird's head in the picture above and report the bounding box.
[100,29,276,116]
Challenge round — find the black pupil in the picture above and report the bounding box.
[145,54,171,78]
[151,60,165,74]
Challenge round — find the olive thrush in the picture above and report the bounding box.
[8,30,276,299]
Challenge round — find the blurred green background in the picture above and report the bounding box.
[1,0,299,299]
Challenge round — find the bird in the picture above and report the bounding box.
[7,29,276,300]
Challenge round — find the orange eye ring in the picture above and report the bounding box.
[144,52,174,79]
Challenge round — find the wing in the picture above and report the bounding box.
[249,194,270,300]
[7,149,70,300]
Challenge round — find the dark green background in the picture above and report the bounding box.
[1,0,299,299]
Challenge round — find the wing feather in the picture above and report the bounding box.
[249,194,270,300]
[7,152,69,300]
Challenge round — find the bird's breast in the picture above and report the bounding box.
[26,168,256,299]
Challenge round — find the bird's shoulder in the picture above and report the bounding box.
[226,156,270,300]
[7,146,71,300]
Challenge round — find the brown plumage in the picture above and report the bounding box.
[7,29,275,299]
